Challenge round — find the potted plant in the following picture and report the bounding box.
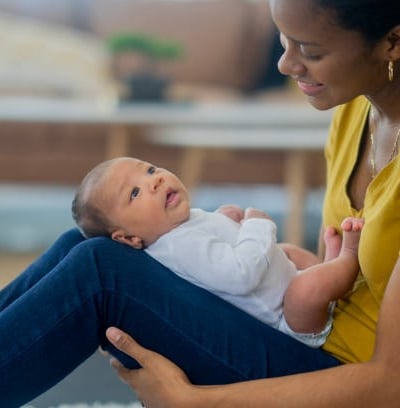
[107,32,184,101]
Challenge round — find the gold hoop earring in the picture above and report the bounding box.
[388,60,394,82]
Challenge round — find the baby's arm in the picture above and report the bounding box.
[217,206,272,224]
[164,208,279,295]
[216,204,244,223]
[243,207,271,221]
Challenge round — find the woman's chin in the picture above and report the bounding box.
[306,95,336,111]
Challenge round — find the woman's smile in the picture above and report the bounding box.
[296,79,324,96]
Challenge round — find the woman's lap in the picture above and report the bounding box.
[0,229,340,406]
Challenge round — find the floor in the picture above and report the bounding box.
[28,353,138,407]
[0,252,38,289]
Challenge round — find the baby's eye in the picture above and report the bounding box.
[130,187,140,200]
[147,166,156,175]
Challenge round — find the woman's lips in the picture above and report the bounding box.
[296,80,324,96]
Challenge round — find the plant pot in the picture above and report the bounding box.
[124,73,169,101]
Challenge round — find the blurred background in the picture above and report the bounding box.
[0,0,328,406]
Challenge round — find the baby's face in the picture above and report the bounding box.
[100,158,190,247]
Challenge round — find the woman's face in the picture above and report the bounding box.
[270,0,386,110]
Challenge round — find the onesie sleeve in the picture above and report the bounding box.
[164,218,280,296]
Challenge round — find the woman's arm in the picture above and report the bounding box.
[107,258,400,408]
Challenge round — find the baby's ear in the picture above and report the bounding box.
[111,230,144,249]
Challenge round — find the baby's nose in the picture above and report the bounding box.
[151,175,164,191]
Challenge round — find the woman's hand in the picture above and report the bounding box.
[106,327,199,408]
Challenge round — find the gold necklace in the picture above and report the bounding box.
[369,107,400,178]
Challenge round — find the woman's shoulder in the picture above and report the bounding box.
[327,96,370,147]
[333,95,370,122]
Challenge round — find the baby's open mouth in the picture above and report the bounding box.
[165,189,177,207]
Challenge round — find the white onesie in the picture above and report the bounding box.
[146,208,332,347]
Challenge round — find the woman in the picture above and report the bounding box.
[0,0,399,407]
[105,0,400,406]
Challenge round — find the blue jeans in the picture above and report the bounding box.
[0,229,340,407]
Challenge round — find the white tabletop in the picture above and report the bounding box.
[0,96,332,128]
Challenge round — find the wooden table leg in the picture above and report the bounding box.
[179,147,207,191]
[283,150,307,246]
[105,124,130,159]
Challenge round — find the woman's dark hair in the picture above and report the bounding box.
[314,0,400,44]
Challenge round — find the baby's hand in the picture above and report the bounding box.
[244,207,271,221]
[217,204,244,223]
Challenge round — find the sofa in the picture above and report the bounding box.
[0,0,281,94]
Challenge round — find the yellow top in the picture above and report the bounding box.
[322,96,400,363]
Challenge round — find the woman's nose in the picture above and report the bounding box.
[277,50,306,78]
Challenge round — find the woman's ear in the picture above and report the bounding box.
[386,26,400,58]
[111,229,144,249]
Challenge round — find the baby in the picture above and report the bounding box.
[72,157,363,347]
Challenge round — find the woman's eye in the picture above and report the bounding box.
[130,187,140,200]
[147,166,156,175]
[300,46,323,61]
[303,54,322,61]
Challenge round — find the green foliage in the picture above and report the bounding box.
[107,32,184,60]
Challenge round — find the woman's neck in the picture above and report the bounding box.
[366,77,400,124]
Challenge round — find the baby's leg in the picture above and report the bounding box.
[339,217,364,257]
[283,217,363,334]
[323,226,342,262]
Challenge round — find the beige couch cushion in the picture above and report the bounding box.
[0,0,277,93]
[0,11,117,100]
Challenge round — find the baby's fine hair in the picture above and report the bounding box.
[72,159,116,238]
